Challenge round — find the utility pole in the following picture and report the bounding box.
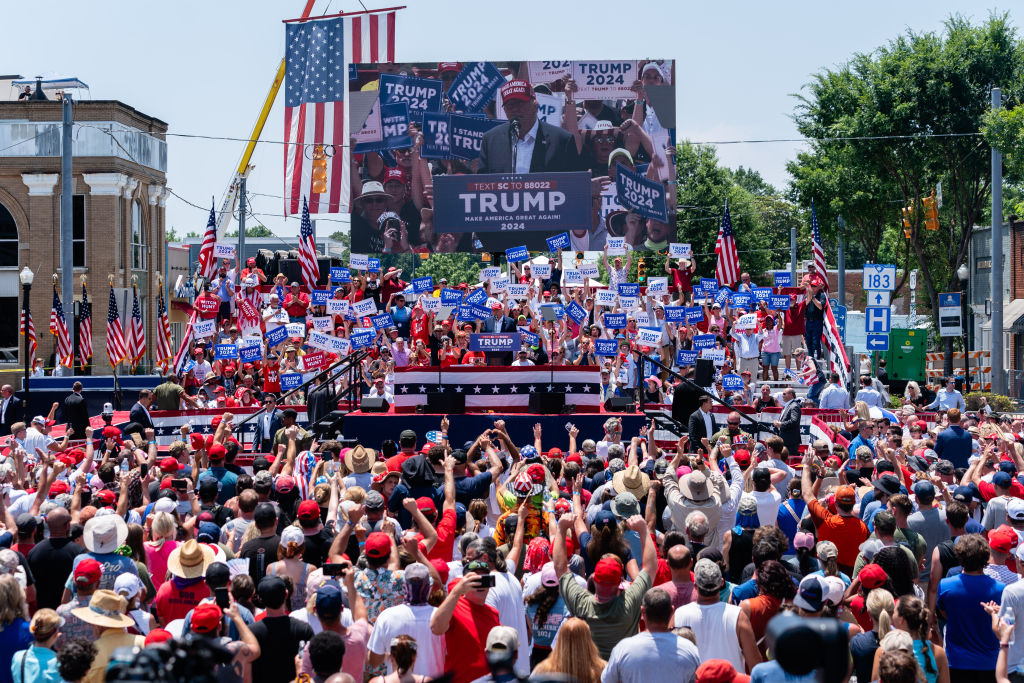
[790,226,797,284]
[992,87,1005,394]
[60,93,75,375]
[237,177,246,266]
[837,216,846,306]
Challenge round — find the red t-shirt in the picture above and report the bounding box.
[783,300,806,336]
[284,292,310,317]
[194,294,220,320]
[426,509,457,562]
[979,479,1024,501]
[385,452,415,473]
[154,581,211,625]
[445,597,500,683]
[263,367,281,394]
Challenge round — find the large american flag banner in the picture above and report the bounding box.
[171,311,197,376]
[20,309,35,368]
[105,285,127,367]
[810,201,829,291]
[155,286,173,373]
[50,286,73,368]
[197,205,217,282]
[284,17,348,216]
[348,10,397,63]
[127,285,146,370]
[140,406,310,448]
[79,282,93,366]
[715,203,740,287]
[298,197,320,288]
[392,366,603,411]
[822,301,852,389]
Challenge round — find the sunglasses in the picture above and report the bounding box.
[593,135,616,143]
[728,421,740,426]
[365,197,389,205]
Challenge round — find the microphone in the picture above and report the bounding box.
[509,116,521,140]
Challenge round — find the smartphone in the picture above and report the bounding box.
[476,574,497,589]
[321,563,347,577]
[139,464,149,478]
[565,422,574,432]
[171,479,188,491]
[214,587,230,609]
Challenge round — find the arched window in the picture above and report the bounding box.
[0,201,18,267]
[131,200,146,271]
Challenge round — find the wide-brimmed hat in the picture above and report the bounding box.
[167,539,215,580]
[612,465,650,500]
[356,181,389,202]
[83,515,128,555]
[680,470,711,502]
[610,491,641,519]
[71,590,134,629]
[344,445,376,474]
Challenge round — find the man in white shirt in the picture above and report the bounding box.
[23,416,59,456]
[511,349,534,367]
[817,372,851,410]
[366,376,394,404]
[855,375,883,409]
[366,563,443,677]
[926,376,966,412]
[603,588,701,683]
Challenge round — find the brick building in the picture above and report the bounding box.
[0,98,167,375]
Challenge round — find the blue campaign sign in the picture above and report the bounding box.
[866,334,889,351]
[865,306,891,334]
[691,284,704,299]
[371,313,394,331]
[565,300,587,324]
[663,307,686,322]
[457,305,477,322]
[692,334,716,350]
[280,373,303,391]
[722,374,744,391]
[469,333,521,352]
[265,326,288,348]
[615,163,669,222]
[367,258,381,272]
[412,276,434,293]
[546,232,570,251]
[353,102,412,153]
[753,287,773,302]
[833,304,847,342]
[595,339,619,356]
[684,307,705,323]
[433,172,593,234]
[863,264,897,291]
[182,359,196,373]
[441,288,463,305]
[350,328,375,349]
[239,344,263,363]
[730,293,753,309]
[520,330,540,347]
[449,115,503,161]
[618,283,640,297]
[330,267,350,283]
[769,295,791,310]
[465,288,487,305]
[939,292,961,308]
[311,290,331,306]
[472,305,492,320]
[505,246,529,263]
[214,344,238,360]
[676,349,698,367]
[700,278,718,292]
[420,112,451,159]
[378,73,443,125]
[715,288,731,305]
[774,272,793,287]
[446,62,505,112]
[604,313,626,328]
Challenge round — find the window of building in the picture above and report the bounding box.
[0,201,19,268]
[131,200,145,271]
[72,195,85,268]
[0,296,17,361]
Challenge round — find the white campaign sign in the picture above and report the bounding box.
[531,263,551,279]
[564,269,583,285]
[702,348,726,365]
[326,299,349,315]
[352,298,378,318]
[213,242,236,258]
[606,237,626,256]
[735,313,758,329]
[637,328,662,345]
[647,277,668,295]
[579,264,599,279]
[193,319,216,339]
[311,316,333,332]
[527,60,573,83]
[329,336,351,355]
[307,331,332,350]
[349,254,369,270]
[634,313,651,326]
[285,323,306,338]
[595,290,617,307]
[669,243,692,259]
[570,61,638,100]
[491,276,509,293]
[535,92,565,127]
[508,284,529,299]
[619,296,638,311]
[479,267,500,281]
[420,297,442,313]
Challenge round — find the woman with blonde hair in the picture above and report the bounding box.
[872,595,948,683]
[854,400,872,422]
[266,525,316,612]
[850,588,895,683]
[531,617,605,683]
[143,511,179,589]
[904,381,926,408]
[0,575,31,679]
[12,608,61,682]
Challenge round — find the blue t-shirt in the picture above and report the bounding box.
[454,471,493,507]
[526,594,570,648]
[208,466,239,504]
[0,618,32,683]
[64,552,139,593]
[937,572,1005,670]
[750,660,818,683]
[776,498,806,550]
[729,578,758,605]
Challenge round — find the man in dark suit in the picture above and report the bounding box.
[0,385,23,437]
[774,387,802,455]
[63,382,90,440]
[252,396,282,454]
[480,302,517,365]
[687,394,717,452]
[128,390,156,431]
[476,79,582,251]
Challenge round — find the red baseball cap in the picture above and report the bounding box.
[695,659,751,683]
[383,167,408,185]
[437,62,462,74]
[430,557,450,585]
[145,628,174,646]
[593,557,624,585]
[49,480,69,497]
[207,444,227,461]
[858,563,888,590]
[74,558,102,586]
[526,464,546,484]
[364,532,392,559]
[565,453,583,465]
[990,526,1019,554]
[416,496,437,515]
[546,448,563,459]
[297,500,321,521]
[733,449,751,467]
[160,457,179,473]
[94,490,116,506]
[500,79,534,103]
[101,426,121,440]
[189,602,223,634]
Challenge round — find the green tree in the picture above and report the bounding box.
[224,224,275,238]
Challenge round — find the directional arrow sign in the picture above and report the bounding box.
[833,305,847,342]
[865,306,891,334]
[867,334,890,351]
[867,291,891,307]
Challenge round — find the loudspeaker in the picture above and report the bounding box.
[427,392,465,414]
[529,393,565,414]
[316,257,332,285]
[276,258,302,284]
[672,381,705,425]
[694,358,715,387]
[312,410,347,438]
[604,397,634,413]
[359,397,390,413]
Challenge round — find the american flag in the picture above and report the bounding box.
[20,309,36,368]
[284,17,348,216]
[50,286,73,368]
[347,10,397,63]
[298,197,320,288]
[714,203,740,287]
[197,204,217,282]
[127,285,146,370]
[79,283,93,365]
[171,311,198,375]
[822,301,852,389]
[155,286,173,373]
[295,449,317,500]
[810,201,829,291]
[392,367,603,411]
[105,285,127,367]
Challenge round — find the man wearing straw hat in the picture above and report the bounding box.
[153,539,216,626]
[71,589,143,683]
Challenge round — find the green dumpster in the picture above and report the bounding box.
[883,328,926,384]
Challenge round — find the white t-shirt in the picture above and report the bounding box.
[485,570,530,675]
[290,607,353,633]
[673,601,743,670]
[366,603,444,676]
[749,489,782,528]
[602,631,702,683]
[22,428,54,457]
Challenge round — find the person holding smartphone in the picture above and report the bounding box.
[429,560,501,683]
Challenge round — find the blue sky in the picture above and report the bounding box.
[4,0,1002,239]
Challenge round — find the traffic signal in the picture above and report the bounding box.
[924,191,939,231]
[311,144,328,194]
[901,207,913,239]
[637,257,647,284]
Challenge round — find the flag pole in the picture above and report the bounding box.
[109,274,119,404]
[282,5,406,22]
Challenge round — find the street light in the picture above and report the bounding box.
[19,267,33,416]
[957,263,970,392]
